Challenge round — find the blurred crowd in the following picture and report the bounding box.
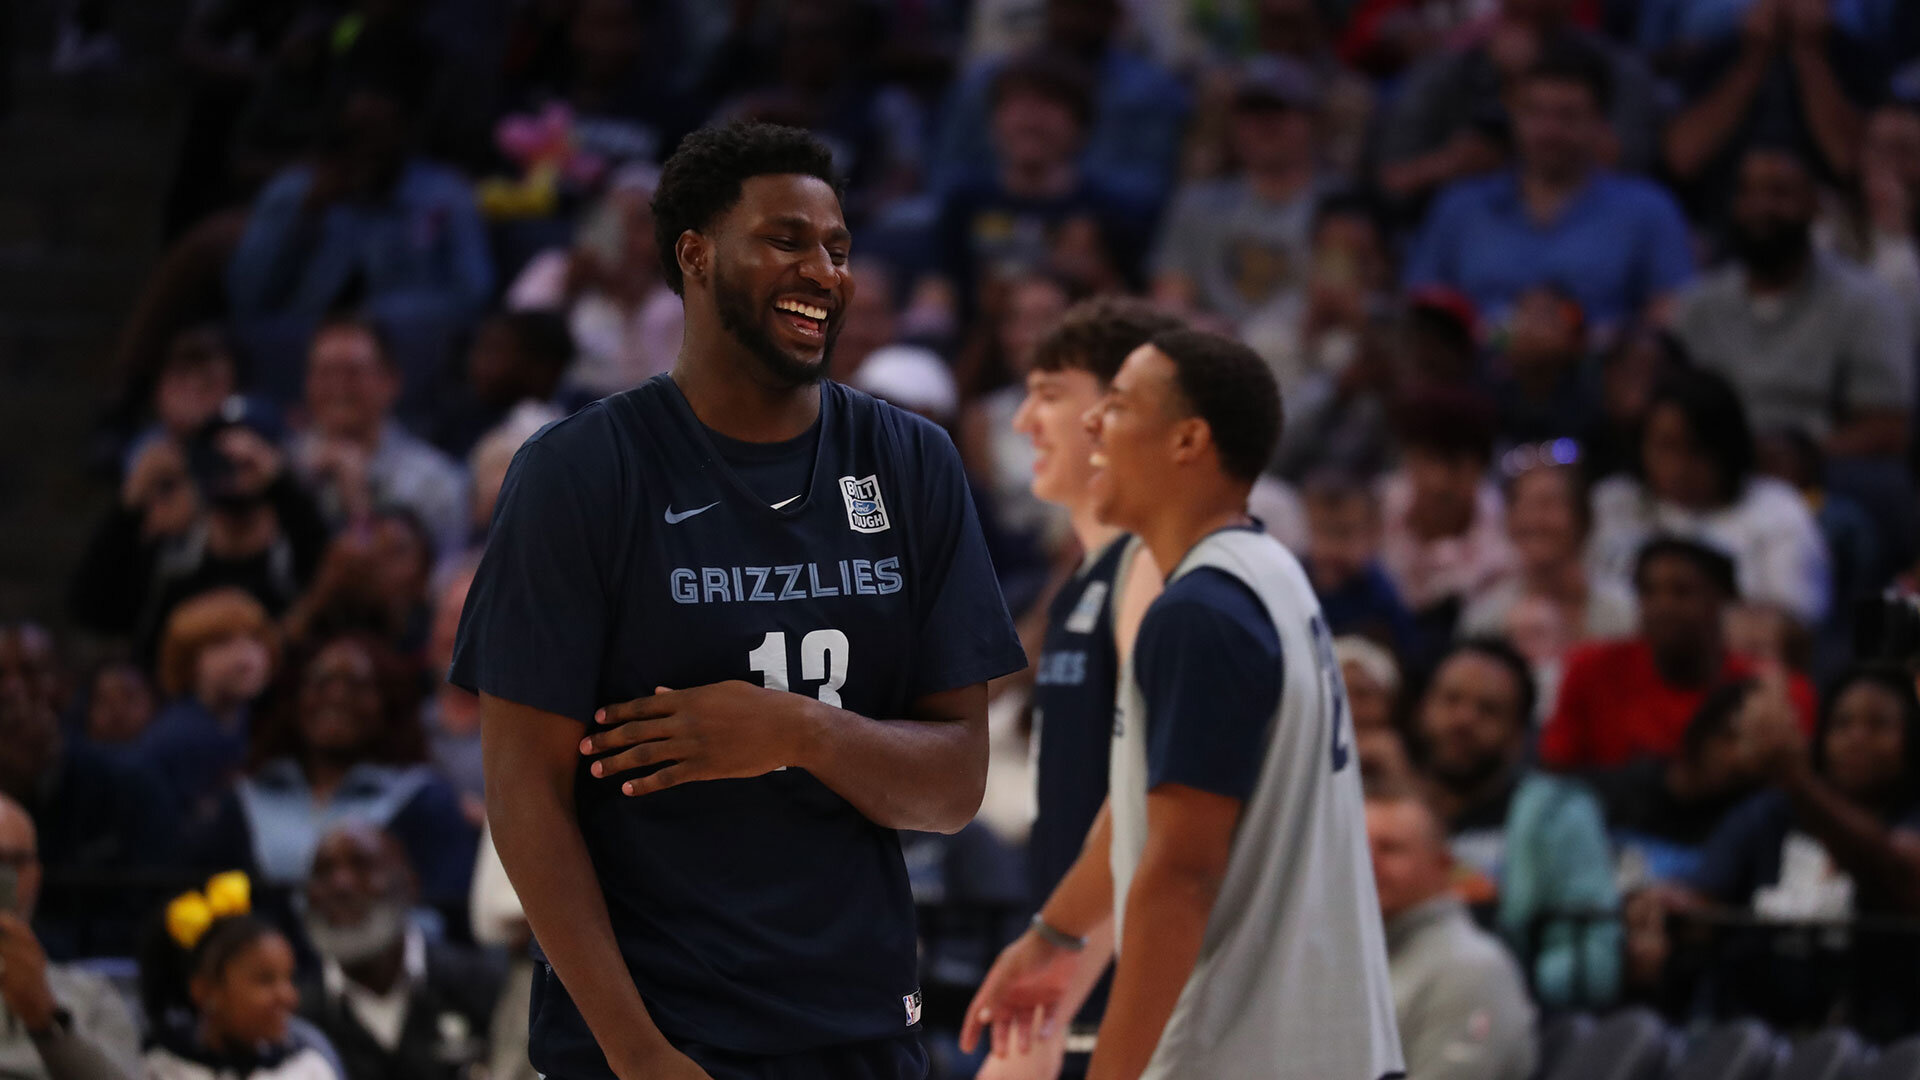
[9,0,1920,1076]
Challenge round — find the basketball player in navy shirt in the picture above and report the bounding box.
[450,123,1026,1080]
[980,298,1179,1080]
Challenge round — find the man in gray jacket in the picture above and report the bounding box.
[0,792,140,1080]
[1367,787,1537,1080]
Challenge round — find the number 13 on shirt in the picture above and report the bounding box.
[748,629,850,707]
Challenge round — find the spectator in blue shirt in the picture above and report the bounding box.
[929,0,1190,210]
[1405,42,1696,333]
[227,82,494,415]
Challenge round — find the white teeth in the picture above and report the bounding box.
[776,300,828,321]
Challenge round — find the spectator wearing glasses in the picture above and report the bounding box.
[0,792,143,1080]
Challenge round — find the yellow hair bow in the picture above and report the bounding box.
[165,872,252,950]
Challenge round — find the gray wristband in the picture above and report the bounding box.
[1030,914,1086,952]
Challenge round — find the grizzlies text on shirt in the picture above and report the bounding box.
[449,375,1026,1075]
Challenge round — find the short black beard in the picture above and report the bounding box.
[1732,221,1812,282]
[1429,749,1509,795]
[712,260,836,388]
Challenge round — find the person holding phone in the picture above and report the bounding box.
[0,792,142,1080]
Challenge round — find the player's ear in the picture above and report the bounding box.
[675,230,708,287]
[1170,415,1210,467]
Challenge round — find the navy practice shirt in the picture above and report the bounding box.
[1029,536,1128,903]
[1029,536,1129,1028]
[449,375,1026,1068]
[1135,565,1283,802]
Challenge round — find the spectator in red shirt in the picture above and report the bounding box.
[1542,536,1814,771]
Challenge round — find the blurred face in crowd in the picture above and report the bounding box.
[1505,288,1583,374]
[304,826,412,966]
[1086,344,1186,532]
[368,515,431,610]
[1636,553,1727,663]
[571,0,643,85]
[1257,0,1324,55]
[1310,213,1389,300]
[87,663,155,746]
[156,336,237,438]
[307,325,400,442]
[778,0,855,93]
[1822,679,1911,803]
[466,319,528,405]
[992,87,1082,177]
[1341,657,1396,735]
[297,639,383,761]
[1367,797,1454,920]
[1731,150,1817,279]
[0,693,60,803]
[1403,447,1484,536]
[1514,76,1603,184]
[192,933,299,1049]
[1505,466,1584,572]
[0,625,62,714]
[1000,277,1073,379]
[1641,402,1721,509]
[1230,102,1314,176]
[0,796,41,919]
[1014,364,1107,507]
[196,631,274,712]
[1865,105,1920,195]
[828,258,898,382]
[328,91,410,200]
[706,174,851,387]
[1418,650,1525,790]
[1046,0,1119,55]
[1603,330,1667,424]
[1305,489,1378,590]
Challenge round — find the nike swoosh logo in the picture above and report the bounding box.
[663,501,720,525]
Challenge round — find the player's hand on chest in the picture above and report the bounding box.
[581,680,818,797]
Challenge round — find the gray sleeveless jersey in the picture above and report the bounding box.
[1110,529,1403,1079]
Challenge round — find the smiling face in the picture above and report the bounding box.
[1822,680,1910,802]
[193,933,299,1048]
[1506,466,1584,570]
[1085,345,1186,533]
[297,639,383,759]
[1013,366,1106,507]
[700,174,853,387]
[1417,651,1525,788]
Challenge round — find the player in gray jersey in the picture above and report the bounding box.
[965,329,1402,1080]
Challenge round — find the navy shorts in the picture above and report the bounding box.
[674,1036,927,1080]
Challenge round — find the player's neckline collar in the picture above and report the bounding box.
[659,376,836,519]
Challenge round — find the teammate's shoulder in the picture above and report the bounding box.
[1146,567,1278,649]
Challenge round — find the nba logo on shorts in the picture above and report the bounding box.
[903,989,923,1026]
[840,474,891,533]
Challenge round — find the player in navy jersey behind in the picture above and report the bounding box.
[450,122,1026,1080]
[977,298,1180,1080]
[966,330,1401,1079]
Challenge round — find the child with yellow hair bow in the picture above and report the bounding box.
[139,873,342,1080]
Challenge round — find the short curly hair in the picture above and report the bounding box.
[1147,329,1282,484]
[1031,297,1185,384]
[651,121,843,296]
